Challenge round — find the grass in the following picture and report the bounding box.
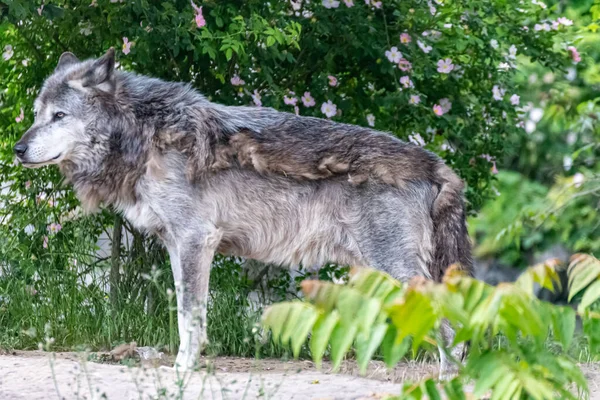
[0,246,294,359]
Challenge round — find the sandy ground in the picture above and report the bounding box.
[0,351,599,399]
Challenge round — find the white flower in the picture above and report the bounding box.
[409,132,425,146]
[24,225,35,235]
[534,22,551,31]
[321,100,337,118]
[251,90,262,107]
[439,98,452,113]
[529,108,544,122]
[366,113,375,127]
[573,172,584,188]
[525,120,536,133]
[79,22,93,36]
[492,85,506,101]
[510,94,520,105]
[563,155,573,171]
[417,40,432,54]
[291,0,302,10]
[565,67,577,81]
[508,45,517,59]
[409,95,421,105]
[490,39,499,49]
[322,0,340,8]
[385,46,402,63]
[3,45,14,61]
[498,62,512,71]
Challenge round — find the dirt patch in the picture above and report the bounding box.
[1,351,599,399]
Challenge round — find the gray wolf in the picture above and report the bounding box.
[14,49,472,375]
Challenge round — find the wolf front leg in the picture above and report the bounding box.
[167,228,223,371]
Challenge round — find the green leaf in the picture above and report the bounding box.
[424,379,442,400]
[568,254,600,301]
[329,322,358,371]
[355,322,387,375]
[381,325,410,368]
[579,280,600,311]
[550,306,576,349]
[309,311,339,369]
[290,307,319,358]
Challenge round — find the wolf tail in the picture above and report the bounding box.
[429,164,473,281]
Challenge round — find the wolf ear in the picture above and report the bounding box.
[56,52,79,72]
[81,48,116,93]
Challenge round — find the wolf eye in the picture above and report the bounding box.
[54,112,66,120]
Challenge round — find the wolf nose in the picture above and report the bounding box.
[13,143,28,157]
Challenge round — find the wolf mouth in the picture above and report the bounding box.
[20,152,62,167]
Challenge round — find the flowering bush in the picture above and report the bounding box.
[0,0,578,210]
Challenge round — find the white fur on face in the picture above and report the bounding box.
[22,119,85,166]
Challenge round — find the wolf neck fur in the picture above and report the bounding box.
[59,71,256,212]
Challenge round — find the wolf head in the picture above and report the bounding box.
[14,48,118,168]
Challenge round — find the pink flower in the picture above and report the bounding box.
[399,76,414,89]
[284,92,298,106]
[557,17,573,26]
[191,1,206,28]
[321,100,337,118]
[301,92,316,107]
[37,5,44,15]
[439,98,452,113]
[294,106,300,115]
[433,104,444,116]
[437,58,454,73]
[510,94,520,106]
[385,47,402,63]
[480,154,498,174]
[15,108,24,123]
[409,95,420,105]
[43,236,49,249]
[328,75,338,87]
[567,46,581,63]
[47,223,62,234]
[230,74,245,86]
[400,33,411,44]
[122,37,132,55]
[251,90,262,107]
[90,0,98,6]
[366,114,375,127]
[343,0,354,6]
[398,58,412,71]
[372,1,382,8]
[322,0,340,8]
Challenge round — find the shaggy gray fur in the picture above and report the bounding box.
[15,49,472,374]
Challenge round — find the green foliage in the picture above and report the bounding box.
[470,170,600,267]
[263,256,600,398]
